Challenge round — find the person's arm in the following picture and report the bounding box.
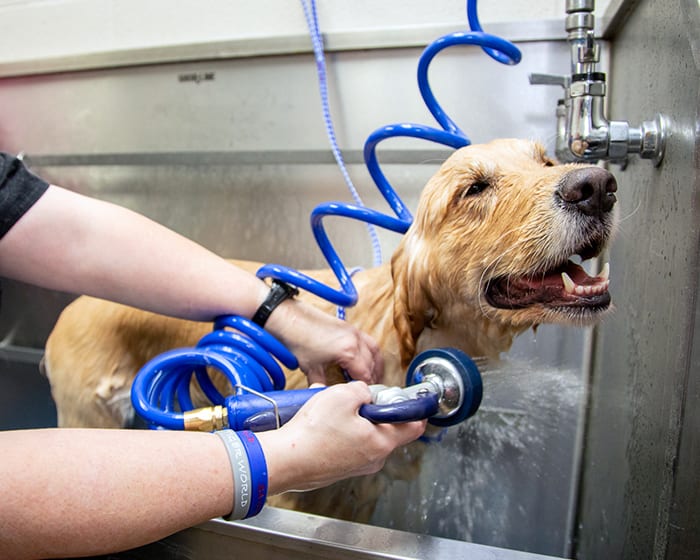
[0,383,426,559]
[0,184,381,384]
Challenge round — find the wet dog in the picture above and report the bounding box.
[42,138,617,521]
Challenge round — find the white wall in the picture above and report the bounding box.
[0,0,609,66]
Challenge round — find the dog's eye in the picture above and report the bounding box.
[464,180,490,196]
[543,160,555,167]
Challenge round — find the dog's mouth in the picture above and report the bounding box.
[484,243,611,313]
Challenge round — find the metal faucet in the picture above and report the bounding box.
[530,0,666,166]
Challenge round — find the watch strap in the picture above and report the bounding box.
[251,280,299,327]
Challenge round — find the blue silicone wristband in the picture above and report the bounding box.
[239,430,268,518]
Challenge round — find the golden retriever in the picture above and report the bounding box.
[42,138,617,521]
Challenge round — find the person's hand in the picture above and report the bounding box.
[264,298,383,385]
[257,381,426,494]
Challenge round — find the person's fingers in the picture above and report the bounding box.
[366,333,384,384]
[265,381,426,493]
[314,383,424,448]
[337,383,425,449]
[383,419,427,446]
[350,379,373,400]
[332,379,372,404]
[305,367,327,386]
[351,332,382,384]
[336,332,383,385]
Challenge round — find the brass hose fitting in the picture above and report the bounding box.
[183,405,228,432]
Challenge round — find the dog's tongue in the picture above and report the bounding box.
[486,260,610,309]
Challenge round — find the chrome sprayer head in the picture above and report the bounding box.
[404,348,483,427]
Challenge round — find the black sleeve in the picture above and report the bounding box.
[0,153,50,239]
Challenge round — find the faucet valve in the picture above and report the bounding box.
[569,72,606,97]
[529,0,667,166]
[637,115,667,166]
[529,73,570,89]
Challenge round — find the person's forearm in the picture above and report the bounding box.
[0,184,382,383]
[0,386,423,559]
[0,185,269,321]
[0,429,233,559]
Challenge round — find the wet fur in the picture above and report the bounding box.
[42,139,617,521]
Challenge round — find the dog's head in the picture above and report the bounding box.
[391,138,618,363]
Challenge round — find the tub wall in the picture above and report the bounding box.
[576,0,700,558]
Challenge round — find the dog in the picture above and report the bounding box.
[42,138,618,521]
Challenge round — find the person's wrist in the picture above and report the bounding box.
[239,430,268,517]
[215,430,251,520]
[251,280,299,328]
[256,426,305,495]
[262,296,302,347]
[215,429,268,519]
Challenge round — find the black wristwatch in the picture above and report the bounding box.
[251,280,299,327]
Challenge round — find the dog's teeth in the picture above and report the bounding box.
[597,262,610,281]
[561,272,575,294]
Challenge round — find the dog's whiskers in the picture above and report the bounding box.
[617,199,642,227]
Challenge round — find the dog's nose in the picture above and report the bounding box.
[557,167,617,216]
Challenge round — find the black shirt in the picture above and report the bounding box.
[0,153,50,239]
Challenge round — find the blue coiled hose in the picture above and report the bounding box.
[258,0,521,305]
[131,0,520,430]
[132,315,297,430]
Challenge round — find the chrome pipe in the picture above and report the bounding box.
[529,0,667,166]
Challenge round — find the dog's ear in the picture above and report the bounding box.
[390,242,434,369]
[390,165,452,369]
